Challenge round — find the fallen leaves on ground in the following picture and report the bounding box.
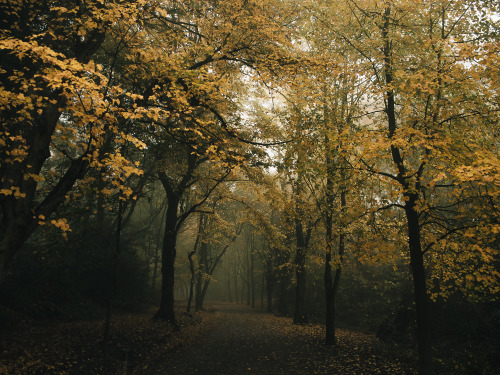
[152,303,415,375]
[0,307,220,375]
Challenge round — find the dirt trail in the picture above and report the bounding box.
[143,302,413,375]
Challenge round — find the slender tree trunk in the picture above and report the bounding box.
[195,265,203,311]
[330,214,345,345]
[151,245,159,293]
[324,147,335,344]
[261,273,265,310]
[293,171,310,325]
[325,163,347,345]
[187,250,196,313]
[246,253,251,306]
[324,245,334,344]
[251,250,255,308]
[241,278,245,305]
[266,258,274,313]
[195,241,208,311]
[294,220,308,324]
[227,275,233,303]
[234,272,239,304]
[278,236,292,316]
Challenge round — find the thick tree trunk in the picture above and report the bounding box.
[0,30,101,284]
[278,271,290,315]
[104,200,122,344]
[0,222,30,283]
[0,156,88,284]
[381,7,432,372]
[294,266,306,324]
[153,196,179,327]
[200,279,210,308]
[406,199,432,375]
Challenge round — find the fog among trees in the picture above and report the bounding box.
[1,1,498,374]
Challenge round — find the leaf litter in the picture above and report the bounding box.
[1,303,414,374]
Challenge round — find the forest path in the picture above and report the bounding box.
[143,302,413,375]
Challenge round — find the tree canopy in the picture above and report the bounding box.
[1,1,498,374]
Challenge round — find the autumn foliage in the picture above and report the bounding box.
[0,0,498,374]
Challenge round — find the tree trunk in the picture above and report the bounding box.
[200,279,210,308]
[328,229,345,345]
[151,209,164,294]
[187,250,196,313]
[406,198,432,375]
[266,258,274,313]
[324,242,334,344]
[294,219,308,324]
[234,272,239,304]
[278,279,288,315]
[195,241,208,311]
[261,273,265,310]
[227,274,233,303]
[324,148,335,344]
[0,228,29,284]
[381,7,432,372]
[241,278,245,305]
[325,182,346,345]
[246,252,251,306]
[0,156,88,284]
[104,199,122,344]
[153,196,179,327]
[250,250,255,308]
[151,242,160,293]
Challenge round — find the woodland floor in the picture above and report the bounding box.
[144,302,414,375]
[1,302,416,375]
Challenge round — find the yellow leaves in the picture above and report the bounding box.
[36,214,47,226]
[0,188,13,196]
[121,132,146,150]
[101,188,114,196]
[24,173,45,182]
[452,151,500,187]
[50,218,71,232]
[155,7,168,18]
[428,230,500,302]
[0,186,26,198]
[35,214,71,237]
